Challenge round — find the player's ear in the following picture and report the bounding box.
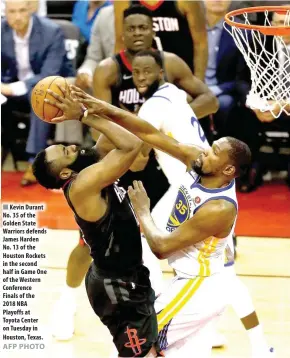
[59,168,73,180]
[159,68,164,80]
[223,165,235,177]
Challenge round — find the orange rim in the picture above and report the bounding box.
[224,6,290,36]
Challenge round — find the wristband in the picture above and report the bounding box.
[79,105,87,122]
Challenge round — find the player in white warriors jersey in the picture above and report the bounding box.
[134,51,210,232]
[132,50,211,302]
[130,50,273,357]
[165,168,237,277]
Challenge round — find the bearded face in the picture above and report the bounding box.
[68,147,101,173]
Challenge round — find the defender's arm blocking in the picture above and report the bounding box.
[128,181,236,259]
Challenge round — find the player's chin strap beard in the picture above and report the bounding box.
[191,158,203,176]
[143,79,160,100]
[67,148,100,173]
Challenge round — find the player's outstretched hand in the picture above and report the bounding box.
[70,85,109,117]
[69,85,95,101]
[128,181,150,216]
[45,84,84,123]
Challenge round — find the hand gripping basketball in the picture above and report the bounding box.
[31,76,85,123]
[45,85,85,123]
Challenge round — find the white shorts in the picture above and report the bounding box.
[155,273,227,357]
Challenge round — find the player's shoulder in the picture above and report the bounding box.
[163,51,179,63]
[95,57,118,82]
[153,81,174,94]
[153,82,187,104]
[163,51,190,78]
[98,56,117,70]
[200,197,237,217]
[163,51,185,67]
[138,85,173,119]
[142,83,174,108]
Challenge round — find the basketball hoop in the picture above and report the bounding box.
[224,6,290,118]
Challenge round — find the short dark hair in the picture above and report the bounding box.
[32,150,62,189]
[123,5,152,22]
[134,50,163,68]
[226,137,252,177]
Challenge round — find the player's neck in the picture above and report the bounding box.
[199,176,230,189]
[124,50,136,64]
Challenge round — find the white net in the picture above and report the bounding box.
[224,9,290,118]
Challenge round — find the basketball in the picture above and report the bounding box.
[31,76,68,123]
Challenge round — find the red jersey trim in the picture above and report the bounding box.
[119,48,157,73]
[62,177,74,191]
[120,50,132,72]
[139,0,165,11]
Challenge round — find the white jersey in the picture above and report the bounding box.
[165,169,238,277]
[138,83,210,186]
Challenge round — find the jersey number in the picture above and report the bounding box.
[191,116,206,143]
[154,36,163,51]
[176,200,187,215]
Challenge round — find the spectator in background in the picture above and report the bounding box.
[204,0,250,138]
[114,0,208,80]
[28,0,47,17]
[1,0,74,186]
[75,4,114,91]
[1,0,47,17]
[72,0,111,51]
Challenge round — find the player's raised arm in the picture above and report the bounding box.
[44,85,143,195]
[128,181,236,259]
[72,118,142,196]
[71,86,203,168]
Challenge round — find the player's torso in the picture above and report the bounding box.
[152,84,208,145]
[145,83,209,186]
[64,181,143,272]
[131,0,194,70]
[165,170,237,277]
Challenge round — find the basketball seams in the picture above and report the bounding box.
[42,76,59,121]
[44,76,64,122]
[55,78,68,119]
[55,108,62,118]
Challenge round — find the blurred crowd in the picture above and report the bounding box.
[1,0,289,192]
